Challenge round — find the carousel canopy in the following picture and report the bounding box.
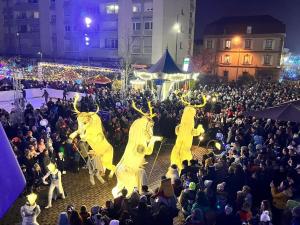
[134,48,192,82]
[148,49,182,74]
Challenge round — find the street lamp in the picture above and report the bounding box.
[173,15,181,64]
[233,36,241,80]
[16,32,21,57]
[84,17,92,73]
[84,17,92,28]
[37,52,43,61]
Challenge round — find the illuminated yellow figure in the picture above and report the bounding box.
[170,93,206,172]
[70,94,115,180]
[112,101,163,197]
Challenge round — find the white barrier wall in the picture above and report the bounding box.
[0,90,17,102]
[0,88,93,102]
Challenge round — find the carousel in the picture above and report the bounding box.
[134,49,194,100]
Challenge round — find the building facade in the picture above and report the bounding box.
[202,15,286,80]
[0,0,196,66]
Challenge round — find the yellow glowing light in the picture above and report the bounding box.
[215,142,222,150]
[233,36,241,45]
[199,135,204,141]
[212,97,217,102]
[70,94,115,177]
[112,101,162,197]
[39,62,119,73]
[26,193,37,206]
[170,94,206,172]
[173,23,181,33]
[47,162,56,173]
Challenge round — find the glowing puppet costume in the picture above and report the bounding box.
[20,193,41,225]
[112,101,163,197]
[70,94,115,184]
[170,93,206,172]
[42,163,65,208]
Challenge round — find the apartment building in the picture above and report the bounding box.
[203,15,286,80]
[0,0,196,65]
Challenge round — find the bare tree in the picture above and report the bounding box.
[191,49,217,75]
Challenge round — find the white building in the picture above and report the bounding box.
[0,0,196,66]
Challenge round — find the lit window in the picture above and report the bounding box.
[265,39,273,50]
[33,11,39,19]
[224,55,230,64]
[133,22,141,31]
[206,40,213,49]
[225,40,231,49]
[133,4,141,13]
[246,26,252,34]
[144,2,153,12]
[245,39,252,49]
[263,55,272,65]
[244,54,251,64]
[144,21,153,30]
[106,4,119,14]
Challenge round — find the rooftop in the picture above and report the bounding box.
[204,15,286,36]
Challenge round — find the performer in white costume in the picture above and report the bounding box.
[42,163,65,208]
[20,193,41,225]
[87,150,105,185]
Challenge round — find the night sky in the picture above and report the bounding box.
[195,0,300,53]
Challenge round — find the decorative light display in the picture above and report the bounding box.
[70,94,116,180]
[281,54,300,80]
[170,93,206,172]
[39,62,119,73]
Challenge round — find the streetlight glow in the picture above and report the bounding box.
[84,17,92,28]
[173,23,181,33]
[233,36,241,45]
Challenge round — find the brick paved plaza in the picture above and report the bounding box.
[0,143,209,225]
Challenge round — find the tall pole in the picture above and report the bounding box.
[236,48,240,80]
[17,33,21,57]
[175,14,179,64]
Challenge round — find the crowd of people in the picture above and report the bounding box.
[1,79,300,225]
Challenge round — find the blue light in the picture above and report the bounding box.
[281,54,300,81]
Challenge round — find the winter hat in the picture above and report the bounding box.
[189,182,196,191]
[109,219,120,225]
[260,211,271,222]
[204,180,213,188]
[91,205,100,215]
[225,205,233,215]
[256,144,262,150]
[217,182,226,192]
[58,212,69,225]
[139,195,147,203]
